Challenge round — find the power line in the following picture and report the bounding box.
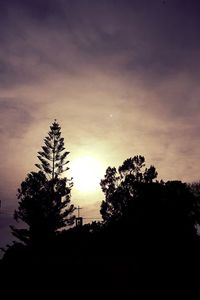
[82,217,102,220]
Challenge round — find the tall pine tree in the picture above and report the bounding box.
[11,120,75,247]
[35,120,70,181]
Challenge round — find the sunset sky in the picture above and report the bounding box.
[1,0,200,249]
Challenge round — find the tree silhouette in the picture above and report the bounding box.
[128,180,198,239]
[10,120,75,247]
[35,120,70,181]
[187,182,200,228]
[100,154,198,243]
[162,181,197,238]
[100,155,157,222]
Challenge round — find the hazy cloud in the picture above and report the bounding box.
[1,0,200,248]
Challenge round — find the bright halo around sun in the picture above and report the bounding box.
[71,156,105,193]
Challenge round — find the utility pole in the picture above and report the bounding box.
[77,206,82,218]
[75,205,83,227]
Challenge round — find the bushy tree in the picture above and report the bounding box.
[100,155,157,222]
[187,182,200,227]
[100,156,198,240]
[10,120,75,247]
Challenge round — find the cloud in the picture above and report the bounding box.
[0,98,36,138]
[0,0,200,91]
[1,0,200,248]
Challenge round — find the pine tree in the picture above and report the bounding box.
[35,120,70,181]
[10,120,75,247]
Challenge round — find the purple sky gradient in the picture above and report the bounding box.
[1,0,200,249]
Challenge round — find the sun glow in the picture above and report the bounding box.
[71,156,104,193]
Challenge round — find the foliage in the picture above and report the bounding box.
[100,156,198,240]
[35,120,70,180]
[100,155,157,222]
[187,182,200,227]
[10,120,75,246]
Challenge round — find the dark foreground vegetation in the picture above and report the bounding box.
[0,121,199,299]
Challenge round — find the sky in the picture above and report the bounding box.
[1,0,200,249]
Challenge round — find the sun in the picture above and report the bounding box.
[71,156,105,193]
